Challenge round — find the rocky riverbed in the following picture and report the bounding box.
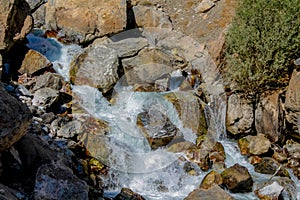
[0,0,300,199]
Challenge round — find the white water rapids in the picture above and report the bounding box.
[26,31,300,200]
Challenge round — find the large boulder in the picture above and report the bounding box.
[238,134,271,156]
[45,0,127,43]
[255,91,284,143]
[285,70,300,139]
[226,94,254,135]
[221,163,253,193]
[184,185,234,200]
[200,171,222,189]
[70,45,119,93]
[0,0,32,51]
[254,157,290,178]
[0,82,32,151]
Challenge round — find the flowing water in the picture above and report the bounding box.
[26,31,300,200]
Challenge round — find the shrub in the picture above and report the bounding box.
[223,0,300,97]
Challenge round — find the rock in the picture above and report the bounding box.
[221,163,253,193]
[19,49,52,75]
[136,108,181,150]
[254,157,290,178]
[0,0,32,51]
[209,142,226,170]
[255,177,297,200]
[32,72,64,91]
[34,161,89,200]
[70,45,119,93]
[194,0,215,13]
[45,0,127,44]
[226,94,254,135]
[163,91,207,135]
[271,144,288,163]
[0,183,21,200]
[15,84,32,97]
[114,188,145,200]
[238,134,271,156]
[167,141,195,153]
[0,82,32,151]
[57,120,82,139]
[185,146,211,171]
[121,48,174,86]
[132,5,172,29]
[200,171,222,189]
[285,70,300,139]
[255,91,284,143]
[105,37,149,58]
[32,88,60,111]
[285,140,300,179]
[184,185,234,200]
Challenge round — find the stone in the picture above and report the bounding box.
[121,48,174,86]
[221,163,253,193]
[57,120,82,139]
[105,37,149,58]
[163,91,207,135]
[200,171,222,189]
[255,181,284,200]
[19,49,52,75]
[285,140,300,179]
[45,0,127,44]
[184,185,234,200]
[285,70,300,139]
[294,57,300,66]
[255,91,283,142]
[254,157,290,178]
[167,141,195,153]
[70,45,119,93]
[209,142,226,170]
[32,72,64,91]
[238,134,271,156]
[136,108,181,150]
[114,188,145,200]
[0,82,32,151]
[132,5,172,29]
[0,183,21,200]
[226,94,254,135]
[185,146,211,171]
[0,0,32,51]
[34,161,89,200]
[32,88,60,110]
[194,0,215,13]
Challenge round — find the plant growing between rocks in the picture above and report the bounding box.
[223,0,300,97]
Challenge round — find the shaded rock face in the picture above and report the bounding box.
[238,134,271,156]
[184,185,234,200]
[254,157,290,178]
[0,183,20,200]
[137,108,180,149]
[221,163,253,193]
[70,45,119,93]
[45,0,127,44]
[34,162,89,200]
[226,94,254,135]
[285,70,300,139]
[0,82,32,151]
[0,0,32,51]
[255,91,283,143]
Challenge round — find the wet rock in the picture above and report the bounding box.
[0,82,32,151]
[285,70,300,139]
[167,141,195,153]
[285,140,300,179]
[137,108,181,149]
[209,142,226,170]
[132,5,172,29]
[121,48,174,86]
[32,88,60,111]
[34,161,89,200]
[114,188,145,200]
[271,144,288,163]
[70,45,119,93]
[32,72,64,91]
[221,163,253,193]
[200,171,222,189]
[238,134,271,156]
[255,91,284,143]
[185,146,211,171]
[45,0,127,44]
[194,0,215,13]
[19,49,52,75]
[254,157,290,178]
[0,0,32,51]
[105,37,149,58]
[184,185,234,200]
[255,177,297,200]
[0,183,21,200]
[226,94,254,135]
[163,91,207,135]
